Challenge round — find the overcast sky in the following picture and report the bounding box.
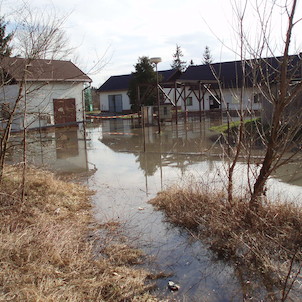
[2,0,302,87]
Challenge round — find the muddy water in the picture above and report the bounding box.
[12,118,302,301]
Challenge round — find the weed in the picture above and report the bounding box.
[150,184,302,300]
[0,165,158,301]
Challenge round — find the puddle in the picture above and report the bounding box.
[9,118,302,301]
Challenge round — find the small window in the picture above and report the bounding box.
[253,93,262,103]
[209,95,220,109]
[185,97,192,106]
[163,106,168,115]
[232,95,239,104]
[0,103,10,119]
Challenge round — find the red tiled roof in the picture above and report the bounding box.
[1,57,92,83]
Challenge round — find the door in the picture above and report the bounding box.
[53,98,77,125]
[108,95,123,113]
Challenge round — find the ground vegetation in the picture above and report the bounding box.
[0,165,159,301]
[150,185,302,301]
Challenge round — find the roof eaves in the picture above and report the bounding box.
[14,77,92,83]
[99,88,127,93]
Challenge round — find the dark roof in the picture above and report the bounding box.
[179,61,246,88]
[98,69,181,92]
[98,55,302,92]
[98,74,134,92]
[179,55,302,88]
[160,69,181,82]
[1,57,92,83]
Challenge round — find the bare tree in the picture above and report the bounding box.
[248,0,302,209]
[216,0,302,209]
[0,4,73,181]
[209,1,248,205]
[13,4,72,60]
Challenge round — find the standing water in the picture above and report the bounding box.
[11,118,302,301]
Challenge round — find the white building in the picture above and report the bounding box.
[98,55,302,119]
[98,70,180,114]
[0,57,92,130]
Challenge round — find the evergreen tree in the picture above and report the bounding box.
[0,17,13,57]
[202,46,213,64]
[127,56,158,112]
[171,44,187,72]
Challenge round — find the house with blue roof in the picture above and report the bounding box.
[98,69,179,114]
[171,55,302,118]
[98,69,180,114]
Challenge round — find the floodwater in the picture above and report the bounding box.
[10,118,302,301]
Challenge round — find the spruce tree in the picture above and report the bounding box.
[202,46,213,64]
[171,44,187,72]
[127,56,158,112]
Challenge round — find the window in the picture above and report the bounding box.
[185,97,192,106]
[0,103,10,119]
[253,93,262,103]
[209,95,220,109]
[232,95,239,104]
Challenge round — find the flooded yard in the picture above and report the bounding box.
[10,118,302,301]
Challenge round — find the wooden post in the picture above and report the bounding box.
[174,81,178,125]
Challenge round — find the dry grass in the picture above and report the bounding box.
[0,165,158,302]
[150,183,302,300]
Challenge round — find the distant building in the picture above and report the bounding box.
[98,55,302,119]
[98,69,180,114]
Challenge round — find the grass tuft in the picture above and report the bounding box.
[0,165,158,301]
[150,184,302,299]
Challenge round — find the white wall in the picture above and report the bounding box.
[99,90,131,112]
[98,86,262,114]
[0,84,22,130]
[175,86,262,112]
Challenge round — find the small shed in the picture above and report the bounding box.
[0,57,92,130]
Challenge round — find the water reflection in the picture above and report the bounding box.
[9,118,302,301]
[98,119,302,194]
[8,128,89,173]
[88,119,302,301]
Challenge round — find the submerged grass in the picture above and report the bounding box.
[0,165,158,301]
[150,184,302,300]
[210,118,260,133]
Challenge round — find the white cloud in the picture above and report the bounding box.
[2,0,302,87]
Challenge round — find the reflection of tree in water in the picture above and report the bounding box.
[136,151,160,176]
[101,121,220,177]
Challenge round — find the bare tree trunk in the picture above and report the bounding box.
[227,1,247,205]
[250,0,297,210]
[21,81,27,203]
